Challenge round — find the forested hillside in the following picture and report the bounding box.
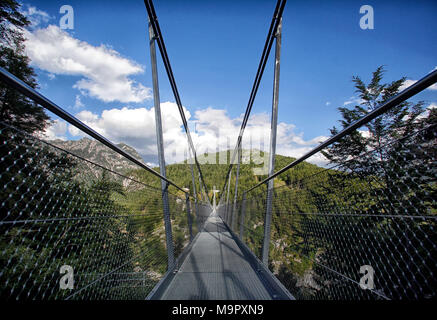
[130,149,326,202]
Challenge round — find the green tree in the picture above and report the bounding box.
[322,66,430,175]
[321,66,436,215]
[309,67,437,299]
[0,0,49,133]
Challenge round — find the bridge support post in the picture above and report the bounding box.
[231,146,241,231]
[239,192,247,239]
[186,193,194,242]
[225,170,232,224]
[262,18,282,266]
[188,149,199,232]
[198,173,203,203]
[148,17,175,269]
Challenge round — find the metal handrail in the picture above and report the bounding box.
[245,69,437,193]
[0,66,188,194]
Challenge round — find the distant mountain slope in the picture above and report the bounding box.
[131,150,328,200]
[50,138,145,175]
[48,138,327,199]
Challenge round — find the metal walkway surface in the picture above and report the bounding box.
[152,213,292,300]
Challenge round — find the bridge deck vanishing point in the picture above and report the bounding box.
[153,214,291,300]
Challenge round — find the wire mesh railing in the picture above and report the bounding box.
[220,123,436,300]
[0,121,209,300]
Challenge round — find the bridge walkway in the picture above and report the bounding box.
[155,213,290,300]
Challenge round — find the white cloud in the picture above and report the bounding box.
[399,80,417,91]
[41,119,67,140]
[325,102,331,106]
[21,5,52,28]
[67,102,189,164]
[416,102,437,120]
[24,25,152,103]
[399,79,437,92]
[74,95,84,109]
[343,96,365,106]
[358,129,370,138]
[65,104,329,167]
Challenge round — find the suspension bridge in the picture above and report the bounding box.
[0,0,436,300]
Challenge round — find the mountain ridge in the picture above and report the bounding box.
[50,137,146,174]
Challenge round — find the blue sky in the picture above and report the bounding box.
[19,0,437,165]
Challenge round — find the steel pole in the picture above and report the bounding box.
[148,19,174,269]
[186,193,194,242]
[225,170,232,224]
[262,18,282,266]
[231,146,241,231]
[239,192,247,239]
[198,173,204,203]
[188,149,198,230]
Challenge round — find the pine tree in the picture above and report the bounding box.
[0,0,49,133]
[320,66,435,214]
[322,66,431,173]
[311,67,437,299]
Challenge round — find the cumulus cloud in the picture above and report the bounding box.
[41,119,67,140]
[343,96,365,106]
[66,102,190,164]
[62,104,329,167]
[190,108,329,167]
[24,25,152,103]
[195,109,328,165]
[399,79,437,92]
[415,102,437,120]
[74,95,84,109]
[21,5,53,28]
